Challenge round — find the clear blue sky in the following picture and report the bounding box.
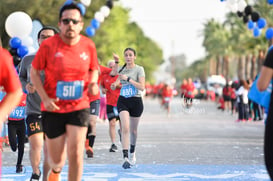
[118,0,229,64]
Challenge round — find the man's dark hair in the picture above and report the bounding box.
[37,26,59,39]
[59,2,82,20]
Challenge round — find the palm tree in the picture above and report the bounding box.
[202,19,232,80]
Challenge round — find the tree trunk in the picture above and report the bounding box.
[245,54,251,80]
[250,54,256,80]
[257,50,265,75]
[237,55,244,80]
[209,58,216,75]
[223,55,229,81]
[216,55,221,75]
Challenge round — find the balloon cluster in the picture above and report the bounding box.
[221,0,273,39]
[62,0,113,37]
[86,0,113,37]
[5,11,35,67]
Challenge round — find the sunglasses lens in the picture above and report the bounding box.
[62,19,70,24]
[72,20,77,24]
[62,19,80,25]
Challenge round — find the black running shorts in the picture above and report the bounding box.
[117,96,143,117]
[26,114,43,137]
[106,105,119,121]
[42,108,90,139]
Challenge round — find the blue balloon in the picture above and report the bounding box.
[91,19,100,29]
[257,18,267,29]
[77,3,86,15]
[86,26,96,37]
[247,20,255,30]
[9,37,21,49]
[268,0,273,5]
[266,28,273,40]
[253,27,261,37]
[17,45,28,58]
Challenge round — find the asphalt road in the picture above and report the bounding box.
[1,97,268,180]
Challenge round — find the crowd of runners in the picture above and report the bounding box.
[144,76,265,123]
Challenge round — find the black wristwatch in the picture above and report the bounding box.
[127,77,131,82]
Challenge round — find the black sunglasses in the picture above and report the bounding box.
[61,18,81,25]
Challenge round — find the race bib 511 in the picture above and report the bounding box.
[56,80,84,100]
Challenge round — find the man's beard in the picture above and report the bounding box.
[65,29,75,39]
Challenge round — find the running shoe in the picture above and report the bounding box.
[118,129,122,142]
[86,146,94,158]
[122,157,131,169]
[130,152,136,165]
[16,164,24,173]
[30,169,41,181]
[109,144,118,152]
[85,139,94,158]
[47,169,61,181]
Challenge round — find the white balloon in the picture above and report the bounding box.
[94,12,104,23]
[226,2,238,13]
[22,36,34,47]
[27,46,36,55]
[100,6,110,18]
[230,3,238,13]
[237,0,247,12]
[227,0,238,4]
[80,0,91,6]
[5,11,33,38]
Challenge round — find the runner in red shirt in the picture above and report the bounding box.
[0,48,22,124]
[185,78,195,108]
[30,3,99,180]
[180,79,188,98]
[222,83,232,112]
[161,83,173,115]
[0,47,22,178]
[85,64,111,158]
[101,60,122,152]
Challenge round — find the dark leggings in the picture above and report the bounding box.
[253,102,263,119]
[8,120,26,166]
[264,113,273,179]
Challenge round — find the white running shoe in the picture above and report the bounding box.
[130,152,136,165]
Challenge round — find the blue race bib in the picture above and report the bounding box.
[0,91,6,101]
[9,106,26,119]
[120,84,137,98]
[164,97,170,102]
[56,80,84,100]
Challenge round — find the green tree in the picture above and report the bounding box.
[0,0,163,82]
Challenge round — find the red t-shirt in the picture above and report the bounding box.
[230,88,236,99]
[180,83,187,94]
[32,35,99,113]
[101,74,120,106]
[88,65,111,102]
[0,48,22,93]
[223,86,231,96]
[186,83,195,98]
[162,87,173,98]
